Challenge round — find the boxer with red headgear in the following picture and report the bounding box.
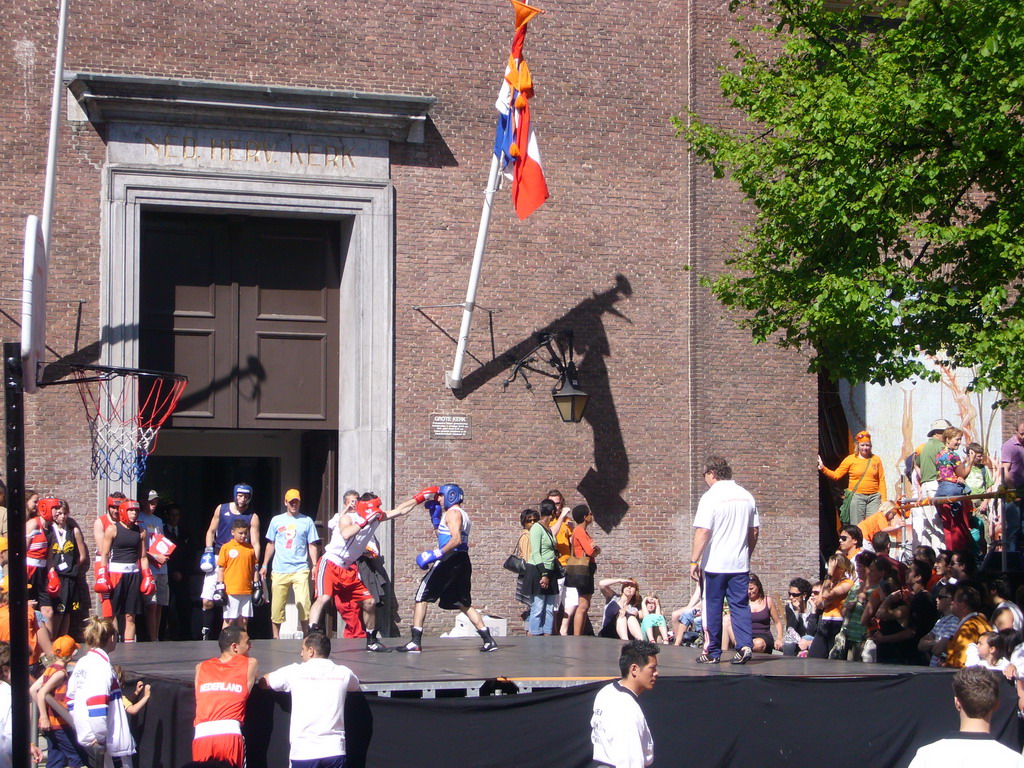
[309,491,418,650]
[27,497,58,628]
[93,492,126,619]
[100,500,151,642]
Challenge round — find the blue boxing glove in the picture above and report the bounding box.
[416,548,443,570]
[200,547,216,574]
[424,499,443,529]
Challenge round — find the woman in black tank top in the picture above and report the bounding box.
[101,501,150,642]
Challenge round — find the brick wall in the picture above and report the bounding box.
[1,0,819,636]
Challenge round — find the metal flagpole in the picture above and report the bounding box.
[446,153,503,391]
[41,0,70,249]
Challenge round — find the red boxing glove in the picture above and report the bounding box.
[140,568,156,596]
[46,568,61,596]
[94,565,111,595]
[414,486,440,504]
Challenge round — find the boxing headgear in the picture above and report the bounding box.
[439,484,463,511]
[234,484,253,499]
[118,500,140,525]
[37,498,61,523]
[355,497,382,516]
[106,495,124,510]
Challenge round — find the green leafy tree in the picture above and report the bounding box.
[677,0,1024,401]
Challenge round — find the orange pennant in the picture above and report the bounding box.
[510,0,543,30]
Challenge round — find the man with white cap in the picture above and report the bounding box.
[261,489,319,639]
[915,418,954,550]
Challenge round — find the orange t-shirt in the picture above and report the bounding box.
[822,455,887,500]
[571,526,595,558]
[549,517,572,566]
[823,578,853,620]
[195,653,251,726]
[859,510,902,544]
[217,540,256,596]
[41,662,70,729]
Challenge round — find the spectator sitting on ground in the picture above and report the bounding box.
[808,554,854,659]
[671,581,703,647]
[992,605,1019,632]
[919,584,959,666]
[947,550,976,586]
[597,578,644,640]
[839,551,876,662]
[870,575,917,665]
[782,578,815,657]
[965,629,1020,671]
[640,596,669,644]
[723,574,782,654]
[986,576,1024,632]
[859,553,895,634]
[870,531,909,586]
[913,545,939,590]
[906,560,940,665]
[929,550,954,597]
[942,584,994,668]
[837,525,863,562]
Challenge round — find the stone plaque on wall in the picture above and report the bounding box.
[107,124,388,179]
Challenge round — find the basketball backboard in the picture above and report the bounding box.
[21,215,47,394]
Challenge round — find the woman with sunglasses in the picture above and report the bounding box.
[818,430,888,524]
[808,554,854,659]
[514,510,538,616]
[782,578,815,656]
[837,525,863,562]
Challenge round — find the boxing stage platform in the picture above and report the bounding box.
[120,636,1021,768]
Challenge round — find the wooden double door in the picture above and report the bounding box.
[140,210,343,430]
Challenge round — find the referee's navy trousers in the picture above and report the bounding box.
[703,571,751,659]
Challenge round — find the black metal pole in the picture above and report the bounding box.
[4,341,31,768]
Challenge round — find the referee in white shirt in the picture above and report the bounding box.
[590,640,659,768]
[261,631,361,768]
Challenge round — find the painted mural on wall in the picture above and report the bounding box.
[838,355,1003,501]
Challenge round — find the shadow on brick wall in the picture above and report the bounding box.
[455,273,634,531]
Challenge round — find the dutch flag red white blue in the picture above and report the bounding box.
[493,1,549,220]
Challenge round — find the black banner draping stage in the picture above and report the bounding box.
[130,667,1021,768]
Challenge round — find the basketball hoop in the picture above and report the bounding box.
[70,365,188,483]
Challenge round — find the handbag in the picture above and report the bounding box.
[503,551,527,575]
[551,559,566,581]
[838,455,871,524]
[564,552,592,588]
[827,626,848,660]
[504,532,529,575]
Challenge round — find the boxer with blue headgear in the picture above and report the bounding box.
[398,482,497,654]
[439,484,464,511]
[198,482,262,640]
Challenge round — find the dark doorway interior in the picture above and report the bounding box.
[143,453,278,638]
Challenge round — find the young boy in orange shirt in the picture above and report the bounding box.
[216,519,257,631]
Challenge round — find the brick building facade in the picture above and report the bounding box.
[1,0,822,635]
